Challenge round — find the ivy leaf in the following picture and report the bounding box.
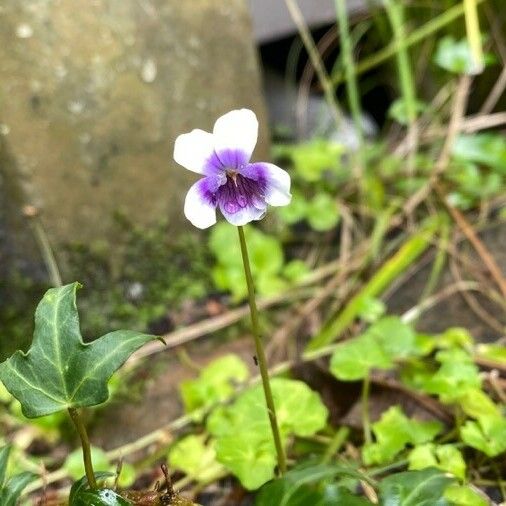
[460,415,506,457]
[70,488,131,506]
[0,446,37,506]
[362,406,442,465]
[0,283,158,417]
[180,354,249,419]
[378,467,454,506]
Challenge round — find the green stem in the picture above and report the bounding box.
[383,0,418,171]
[463,0,484,74]
[335,0,364,144]
[331,0,486,85]
[68,408,97,489]
[362,373,372,444]
[284,0,343,129]
[237,225,287,475]
[322,426,350,464]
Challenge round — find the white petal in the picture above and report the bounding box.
[263,163,292,206]
[184,180,217,229]
[213,109,258,162]
[220,205,266,226]
[174,129,215,174]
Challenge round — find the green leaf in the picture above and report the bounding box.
[288,140,344,182]
[307,194,340,231]
[68,472,115,504]
[460,415,506,457]
[330,333,391,381]
[278,192,309,224]
[408,444,466,480]
[362,406,443,465]
[330,317,416,381]
[379,467,455,506]
[366,316,417,359]
[475,343,506,364]
[70,488,131,506]
[207,379,328,489]
[1,472,38,506]
[356,297,386,323]
[64,447,110,480]
[216,435,277,490]
[168,435,225,483]
[180,354,249,419]
[434,36,495,74]
[0,283,157,417]
[443,484,488,506]
[419,349,481,403]
[255,462,372,506]
[0,446,9,487]
[209,224,285,300]
[452,133,506,174]
[389,99,427,125]
[283,260,310,283]
[458,388,500,419]
[0,445,37,506]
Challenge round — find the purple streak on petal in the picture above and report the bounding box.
[202,151,226,176]
[195,175,225,207]
[215,172,267,217]
[215,148,250,170]
[240,162,268,184]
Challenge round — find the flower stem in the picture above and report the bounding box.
[68,408,97,489]
[237,225,287,476]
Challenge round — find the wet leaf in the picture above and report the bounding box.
[0,283,157,417]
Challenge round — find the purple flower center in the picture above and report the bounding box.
[215,172,266,214]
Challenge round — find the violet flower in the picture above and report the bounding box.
[174,109,291,228]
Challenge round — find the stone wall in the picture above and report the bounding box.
[0,0,269,260]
